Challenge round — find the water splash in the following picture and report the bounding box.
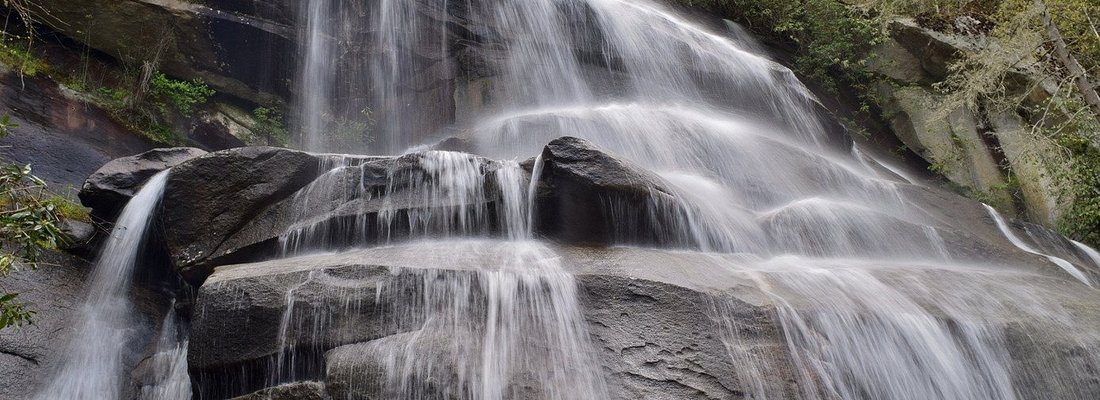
[139,304,191,400]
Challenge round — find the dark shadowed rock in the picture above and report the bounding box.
[79,147,207,219]
[535,136,679,245]
[159,147,321,283]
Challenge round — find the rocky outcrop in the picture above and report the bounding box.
[534,136,681,245]
[159,147,321,282]
[188,242,786,399]
[0,70,157,192]
[186,240,1100,399]
[870,18,1071,224]
[139,139,699,283]
[32,0,295,105]
[79,147,206,219]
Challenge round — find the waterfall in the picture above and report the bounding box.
[248,0,1100,397]
[299,0,334,152]
[139,304,191,400]
[35,171,174,399]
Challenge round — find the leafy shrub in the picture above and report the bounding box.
[252,107,289,146]
[149,71,215,116]
[0,118,70,330]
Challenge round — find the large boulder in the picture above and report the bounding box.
[159,147,321,282]
[79,147,207,219]
[188,242,775,399]
[534,136,682,245]
[187,240,1100,399]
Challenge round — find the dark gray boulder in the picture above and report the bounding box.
[78,147,206,219]
[535,136,682,245]
[159,147,321,283]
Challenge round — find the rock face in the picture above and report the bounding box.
[159,147,321,282]
[186,240,1100,399]
[870,18,1071,224]
[188,242,787,399]
[876,86,1014,211]
[32,0,295,105]
[0,71,157,193]
[79,147,207,219]
[0,252,89,400]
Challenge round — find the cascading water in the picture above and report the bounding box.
[256,0,1100,398]
[35,171,188,399]
[984,204,1091,286]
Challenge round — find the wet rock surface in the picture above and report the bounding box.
[0,71,157,194]
[188,241,1100,399]
[79,147,207,219]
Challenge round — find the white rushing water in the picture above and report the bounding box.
[36,171,172,400]
[139,304,192,400]
[272,0,1100,398]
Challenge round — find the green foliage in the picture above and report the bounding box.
[1047,101,1100,247]
[0,114,17,137]
[0,163,66,331]
[0,292,34,329]
[0,115,74,330]
[251,107,289,147]
[149,72,215,116]
[675,0,884,93]
[0,36,47,77]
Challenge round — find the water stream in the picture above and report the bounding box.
[35,171,185,399]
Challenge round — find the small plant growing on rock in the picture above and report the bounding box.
[149,71,215,116]
[0,116,69,330]
[251,107,289,146]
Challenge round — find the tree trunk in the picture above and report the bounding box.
[1035,0,1100,126]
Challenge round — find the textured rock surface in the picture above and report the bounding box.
[0,71,156,193]
[189,240,1100,399]
[0,253,90,399]
[159,147,321,282]
[535,136,679,245]
[230,381,330,400]
[32,0,295,105]
[79,147,207,218]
